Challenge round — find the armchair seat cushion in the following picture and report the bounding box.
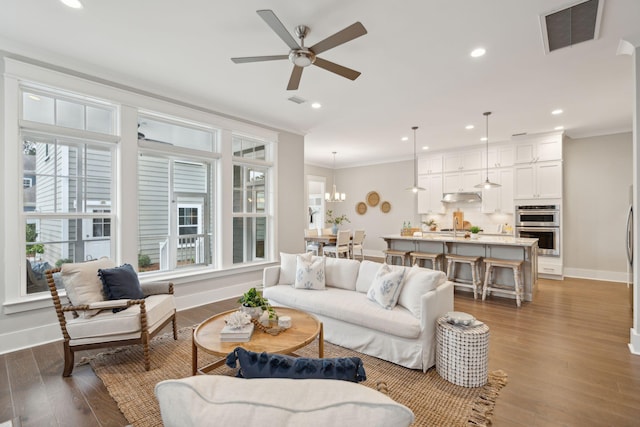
[66,294,175,344]
[155,376,415,427]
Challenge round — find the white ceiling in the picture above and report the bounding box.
[1,0,638,168]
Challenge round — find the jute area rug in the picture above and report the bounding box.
[85,327,507,427]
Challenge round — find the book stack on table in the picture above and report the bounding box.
[220,322,254,342]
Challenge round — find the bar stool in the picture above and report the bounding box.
[445,254,483,299]
[482,258,524,307]
[410,251,443,271]
[384,249,410,266]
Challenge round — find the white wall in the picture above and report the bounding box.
[563,132,632,281]
[306,160,419,257]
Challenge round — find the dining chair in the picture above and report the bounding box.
[324,230,351,258]
[322,227,334,235]
[304,228,320,255]
[350,229,366,260]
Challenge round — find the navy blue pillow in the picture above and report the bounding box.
[225,347,366,383]
[98,264,144,311]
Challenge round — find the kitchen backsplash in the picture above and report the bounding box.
[421,204,514,235]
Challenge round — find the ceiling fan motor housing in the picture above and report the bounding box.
[289,49,316,67]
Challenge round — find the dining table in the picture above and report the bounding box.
[304,234,338,255]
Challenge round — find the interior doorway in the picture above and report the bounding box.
[306,175,325,230]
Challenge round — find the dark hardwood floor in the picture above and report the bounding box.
[2,277,639,426]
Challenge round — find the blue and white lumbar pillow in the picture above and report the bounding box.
[294,253,326,290]
[367,263,406,309]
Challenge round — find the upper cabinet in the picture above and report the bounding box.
[418,153,443,174]
[443,170,483,193]
[483,144,514,168]
[443,149,482,172]
[481,168,514,213]
[513,161,562,199]
[515,134,562,164]
[417,174,445,214]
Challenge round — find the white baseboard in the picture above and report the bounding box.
[629,328,640,355]
[563,267,630,283]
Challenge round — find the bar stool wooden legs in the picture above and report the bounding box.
[445,254,482,299]
[384,249,410,266]
[482,258,524,307]
[410,251,443,271]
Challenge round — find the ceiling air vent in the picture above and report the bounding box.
[288,96,307,105]
[540,0,604,54]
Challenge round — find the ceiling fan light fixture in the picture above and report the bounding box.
[474,111,501,189]
[289,50,316,67]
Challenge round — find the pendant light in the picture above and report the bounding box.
[325,151,346,202]
[475,112,501,189]
[406,126,426,193]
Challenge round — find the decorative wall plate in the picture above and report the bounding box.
[380,201,391,213]
[366,191,380,207]
[356,202,367,215]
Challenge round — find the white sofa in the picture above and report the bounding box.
[263,255,454,372]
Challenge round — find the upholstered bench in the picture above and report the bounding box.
[155,376,415,427]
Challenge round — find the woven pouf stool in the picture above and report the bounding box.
[436,316,490,387]
[384,249,410,266]
[409,251,443,271]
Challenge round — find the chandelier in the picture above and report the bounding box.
[325,151,346,202]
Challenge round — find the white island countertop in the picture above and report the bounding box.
[381,233,539,248]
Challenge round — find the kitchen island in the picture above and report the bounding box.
[382,233,539,302]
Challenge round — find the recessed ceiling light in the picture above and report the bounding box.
[554,126,564,130]
[422,146,429,150]
[465,124,474,130]
[311,102,321,109]
[401,136,409,141]
[480,137,488,142]
[470,48,486,58]
[551,109,563,115]
[60,0,83,8]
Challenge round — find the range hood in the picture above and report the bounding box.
[441,192,482,203]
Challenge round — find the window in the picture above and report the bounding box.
[23,177,32,188]
[232,135,272,264]
[137,115,216,273]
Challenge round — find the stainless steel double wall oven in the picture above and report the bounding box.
[515,204,560,257]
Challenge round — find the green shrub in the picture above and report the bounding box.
[138,253,151,268]
[55,258,73,267]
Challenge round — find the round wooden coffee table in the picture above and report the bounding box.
[192,307,324,375]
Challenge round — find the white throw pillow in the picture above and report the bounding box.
[278,252,298,285]
[61,257,117,318]
[398,264,447,317]
[294,253,326,290]
[324,256,360,290]
[356,260,384,293]
[367,263,406,309]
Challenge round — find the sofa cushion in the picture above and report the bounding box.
[398,265,447,317]
[278,252,298,285]
[264,286,420,339]
[98,264,145,311]
[294,253,326,290]
[61,257,117,318]
[66,293,175,342]
[367,264,407,310]
[324,256,360,290]
[355,260,383,293]
[225,347,366,382]
[155,376,415,427]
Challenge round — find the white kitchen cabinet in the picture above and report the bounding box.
[443,170,482,193]
[515,135,562,164]
[514,161,562,199]
[417,153,443,174]
[443,149,482,172]
[417,174,445,214]
[484,144,514,168]
[481,169,514,213]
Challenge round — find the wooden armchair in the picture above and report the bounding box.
[45,264,177,377]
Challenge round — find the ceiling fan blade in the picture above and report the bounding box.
[231,55,289,64]
[287,66,304,90]
[257,9,301,50]
[310,22,367,55]
[313,57,361,81]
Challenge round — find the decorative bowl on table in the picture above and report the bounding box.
[444,311,476,326]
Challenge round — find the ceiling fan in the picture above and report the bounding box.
[231,9,367,90]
